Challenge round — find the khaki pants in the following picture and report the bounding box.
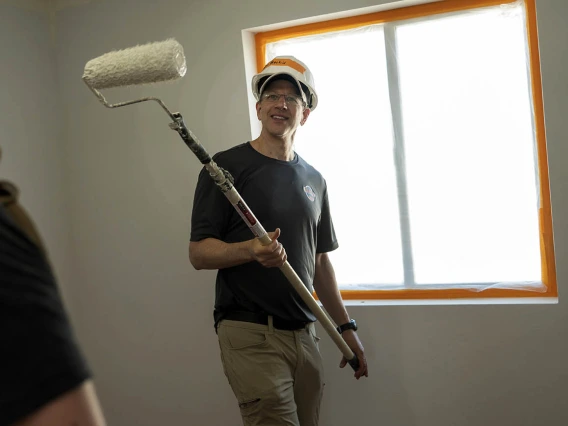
[217,317,325,426]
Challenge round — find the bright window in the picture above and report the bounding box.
[254,0,556,301]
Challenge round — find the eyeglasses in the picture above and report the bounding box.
[261,92,305,108]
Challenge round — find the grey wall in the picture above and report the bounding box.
[2,0,566,425]
[0,5,75,307]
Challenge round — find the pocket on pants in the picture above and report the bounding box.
[309,327,321,347]
[219,324,269,351]
[217,324,275,415]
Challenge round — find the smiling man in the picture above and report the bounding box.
[189,56,368,426]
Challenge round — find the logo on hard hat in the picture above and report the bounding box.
[264,58,306,74]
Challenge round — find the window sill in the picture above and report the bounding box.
[337,297,558,306]
[313,285,558,306]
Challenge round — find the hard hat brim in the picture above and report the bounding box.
[252,70,318,110]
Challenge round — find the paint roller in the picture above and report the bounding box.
[82,38,360,372]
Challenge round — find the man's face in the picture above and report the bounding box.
[256,79,310,139]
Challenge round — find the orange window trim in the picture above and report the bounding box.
[255,0,520,74]
[255,0,557,300]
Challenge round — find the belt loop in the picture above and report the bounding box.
[267,315,275,334]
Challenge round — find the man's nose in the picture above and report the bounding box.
[275,95,289,109]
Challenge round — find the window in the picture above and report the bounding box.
[253,0,556,301]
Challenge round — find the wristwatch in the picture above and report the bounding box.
[336,319,357,334]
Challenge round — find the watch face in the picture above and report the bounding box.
[350,319,357,330]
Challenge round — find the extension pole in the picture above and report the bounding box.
[169,112,360,372]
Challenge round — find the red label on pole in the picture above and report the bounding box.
[236,201,256,226]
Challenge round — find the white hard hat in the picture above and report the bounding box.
[251,56,318,110]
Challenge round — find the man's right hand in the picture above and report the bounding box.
[248,228,287,268]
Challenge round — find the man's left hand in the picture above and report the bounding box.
[339,330,368,380]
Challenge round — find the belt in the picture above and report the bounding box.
[222,311,310,331]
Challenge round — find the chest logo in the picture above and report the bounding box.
[303,185,316,202]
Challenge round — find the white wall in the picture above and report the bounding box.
[0,5,76,307]
[21,0,568,425]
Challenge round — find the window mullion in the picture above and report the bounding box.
[384,23,416,287]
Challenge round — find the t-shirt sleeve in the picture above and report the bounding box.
[0,204,91,425]
[316,185,339,253]
[190,162,233,242]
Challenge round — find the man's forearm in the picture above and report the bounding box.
[189,238,253,270]
[313,253,350,326]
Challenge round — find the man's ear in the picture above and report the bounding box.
[256,101,262,120]
[300,108,311,126]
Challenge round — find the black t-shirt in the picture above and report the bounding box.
[0,204,91,425]
[190,142,338,325]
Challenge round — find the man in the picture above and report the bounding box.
[0,146,107,426]
[189,56,368,426]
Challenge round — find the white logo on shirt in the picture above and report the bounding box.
[303,185,316,202]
